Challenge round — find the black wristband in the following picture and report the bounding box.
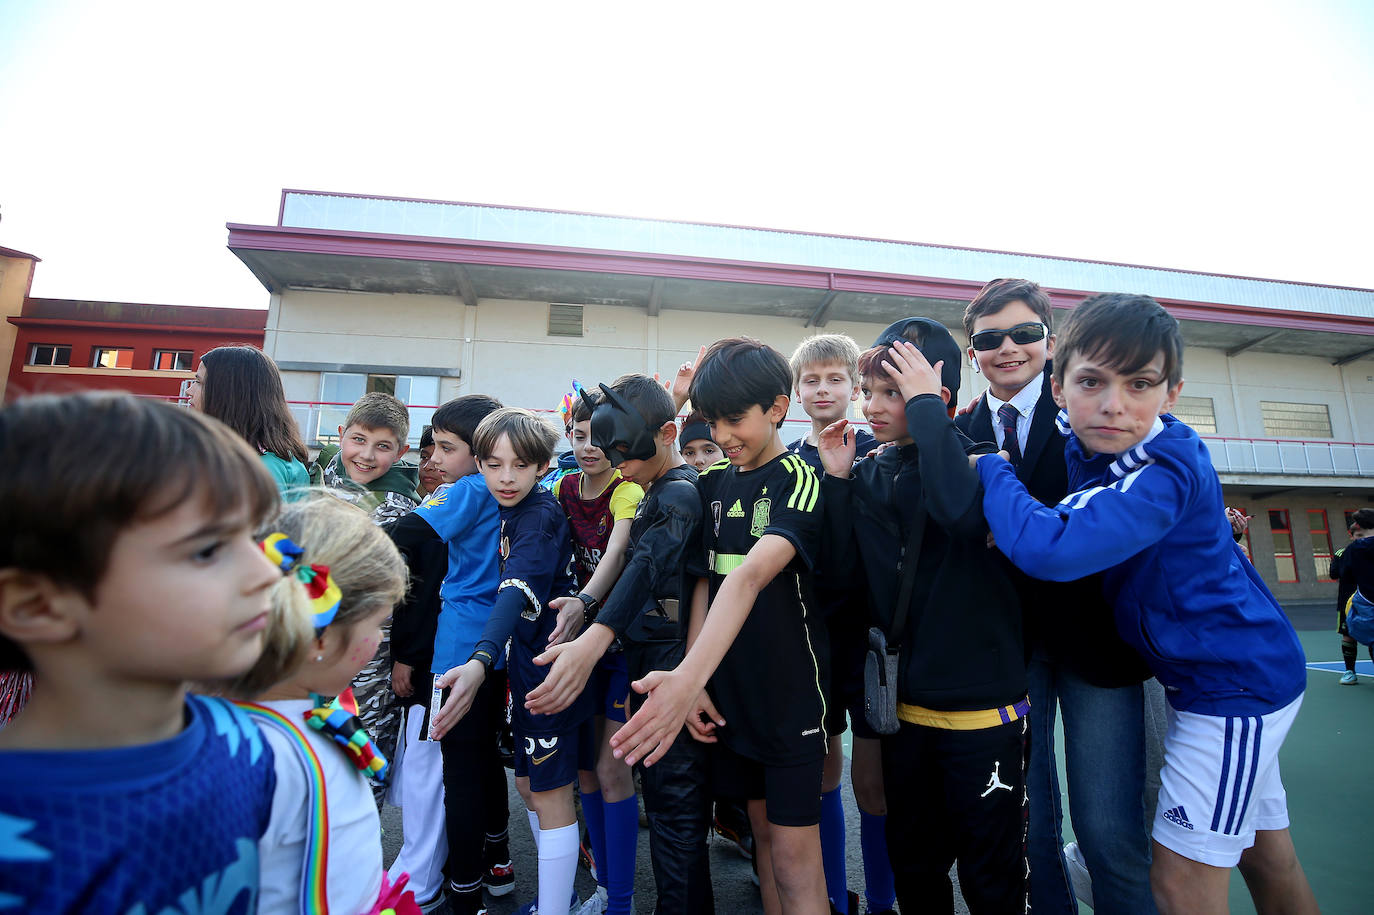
[578,591,600,624]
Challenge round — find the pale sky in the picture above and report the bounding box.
[2,0,1371,309]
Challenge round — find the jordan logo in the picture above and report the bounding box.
[981,761,1012,797]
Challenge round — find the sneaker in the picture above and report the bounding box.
[574,887,608,915]
[1341,670,1358,685]
[517,888,580,915]
[484,860,515,897]
[1063,841,1094,909]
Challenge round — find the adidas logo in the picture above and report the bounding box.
[726,499,745,518]
[1162,805,1194,830]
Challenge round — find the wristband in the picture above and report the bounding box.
[578,591,600,625]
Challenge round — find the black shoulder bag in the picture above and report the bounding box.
[862,505,927,735]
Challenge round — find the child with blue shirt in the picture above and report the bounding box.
[0,392,282,912]
[432,407,592,915]
[974,293,1317,914]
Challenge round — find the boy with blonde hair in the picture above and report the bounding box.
[314,391,421,524]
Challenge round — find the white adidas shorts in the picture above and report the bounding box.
[1153,693,1303,867]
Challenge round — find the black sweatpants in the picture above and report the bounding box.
[439,668,511,890]
[881,716,1028,915]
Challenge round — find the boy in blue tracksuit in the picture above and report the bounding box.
[975,293,1317,915]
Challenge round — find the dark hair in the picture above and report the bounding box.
[1053,294,1184,388]
[430,394,503,446]
[1,392,279,672]
[570,388,601,424]
[963,278,1054,337]
[609,373,676,428]
[419,425,434,450]
[1351,509,1374,533]
[687,337,792,428]
[471,408,559,466]
[863,317,964,404]
[199,345,309,464]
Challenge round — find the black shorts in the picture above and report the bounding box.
[712,741,824,827]
[514,718,596,793]
[824,614,877,740]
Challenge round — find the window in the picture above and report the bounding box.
[152,349,193,371]
[1260,401,1332,438]
[92,347,134,369]
[1171,396,1217,433]
[1269,509,1299,583]
[1308,510,1334,578]
[27,343,71,366]
[317,373,441,445]
[548,303,584,337]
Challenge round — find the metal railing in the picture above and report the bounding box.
[1201,435,1374,478]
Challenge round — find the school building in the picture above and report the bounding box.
[226,189,1374,603]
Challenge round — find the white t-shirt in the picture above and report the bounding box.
[257,699,383,915]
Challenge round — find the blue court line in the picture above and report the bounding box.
[1307,660,1374,675]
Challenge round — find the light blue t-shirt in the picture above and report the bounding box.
[416,474,501,672]
[0,694,277,913]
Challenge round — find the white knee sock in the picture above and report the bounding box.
[527,809,542,852]
[537,822,580,915]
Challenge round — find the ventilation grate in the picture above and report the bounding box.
[548,303,584,337]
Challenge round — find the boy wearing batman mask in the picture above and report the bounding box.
[526,373,714,915]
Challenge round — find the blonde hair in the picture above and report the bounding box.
[788,334,861,388]
[220,493,407,697]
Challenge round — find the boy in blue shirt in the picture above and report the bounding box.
[0,392,282,912]
[389,393,510,915]
[975,293,1317,914]
[432,407,592,915]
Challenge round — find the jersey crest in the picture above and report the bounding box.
[711,500,722,535]
[750,498,772,537]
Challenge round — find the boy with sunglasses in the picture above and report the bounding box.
[955,278,1156,914]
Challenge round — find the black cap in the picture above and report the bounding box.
[678,418,712,449]
[872,317,963,402]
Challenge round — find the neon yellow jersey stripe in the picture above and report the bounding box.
[782,454,819,512]
[712,552,748,575]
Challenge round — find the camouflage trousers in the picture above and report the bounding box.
[351,624,403,809]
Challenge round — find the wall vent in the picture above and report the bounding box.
[548,303,585,337]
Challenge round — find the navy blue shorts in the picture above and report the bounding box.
[594,651,631,723]
[514,718,596,792]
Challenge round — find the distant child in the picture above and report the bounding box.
[0,392,281,911]
[817,319,1028,914]
[614,337,829,915]
[416,426,443,500]
[431,408,593,915]
[222,495,413,914]
[786,333,888,915]
[191,343,311,494]
[954,278,1155,915]
[313,391,422,524]
[974,293,1317,914]
[550,392,645,915]
[1337,509,1374,662]
[678,411,722,472]
[528,373,717,914]
[1331,509,1374,683]
[388,394,511,915]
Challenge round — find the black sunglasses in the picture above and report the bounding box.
[969,321,1048,352]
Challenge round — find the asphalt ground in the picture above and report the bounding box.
[383,603,1365,914]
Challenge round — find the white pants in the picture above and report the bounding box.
[388,704,449,902]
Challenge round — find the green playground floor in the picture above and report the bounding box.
[1057,628,1367,913]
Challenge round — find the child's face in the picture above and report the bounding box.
[680,437,722,472]
[569,419,611,477]
[861,374,912,444]
[84,498,280,684]
[337,424,408,485]
[795,361,859,425]
[429,429,477,483]
[480,433,549,508]
[705,396,788,471]
[1052,350,1183,457]
[967,300,1054,400]
[417,444,442,495]
[305,603,392,697]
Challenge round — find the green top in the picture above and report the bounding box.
[260,451,311,501]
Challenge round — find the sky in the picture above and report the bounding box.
[1,0,1371,309]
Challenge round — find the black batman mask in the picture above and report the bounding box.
[584,383,659,467]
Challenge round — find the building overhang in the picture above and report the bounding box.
[227,222,1374,363]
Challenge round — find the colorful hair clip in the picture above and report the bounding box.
[261,532,303,573]
[259,533,342,631]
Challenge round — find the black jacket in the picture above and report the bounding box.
[955,369,1151,688]
[823,394,1026,712]
[386,511,446,700]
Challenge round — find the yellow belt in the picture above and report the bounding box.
[896,697,1031,731]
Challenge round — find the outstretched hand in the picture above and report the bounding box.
[526,635,600,715]
[429,660,485,740]
[880,340,945,403]
[610,666,723,766]
[546,596,585,646]
[817,419,857,478]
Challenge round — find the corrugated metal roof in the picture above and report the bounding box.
[279,191,1374,319]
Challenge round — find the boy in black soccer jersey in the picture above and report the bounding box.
[817,319,1027,915]
[613,337,829,915]
[431,408,592,915]
[528,372,715,915]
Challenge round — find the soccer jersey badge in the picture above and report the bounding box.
[750,498,771,537]
[711,500,722,535]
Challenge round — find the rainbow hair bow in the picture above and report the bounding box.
[260,532,342,632]
[556,379,586,428]
[304,688,390,783]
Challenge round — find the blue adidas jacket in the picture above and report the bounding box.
[977,412,1305,717]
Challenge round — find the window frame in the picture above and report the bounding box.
[151,349,194,371]
[26,343,72,366]
[1258,401,1333,439]
[1268,508,1299,583]
[91,346,135,370]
